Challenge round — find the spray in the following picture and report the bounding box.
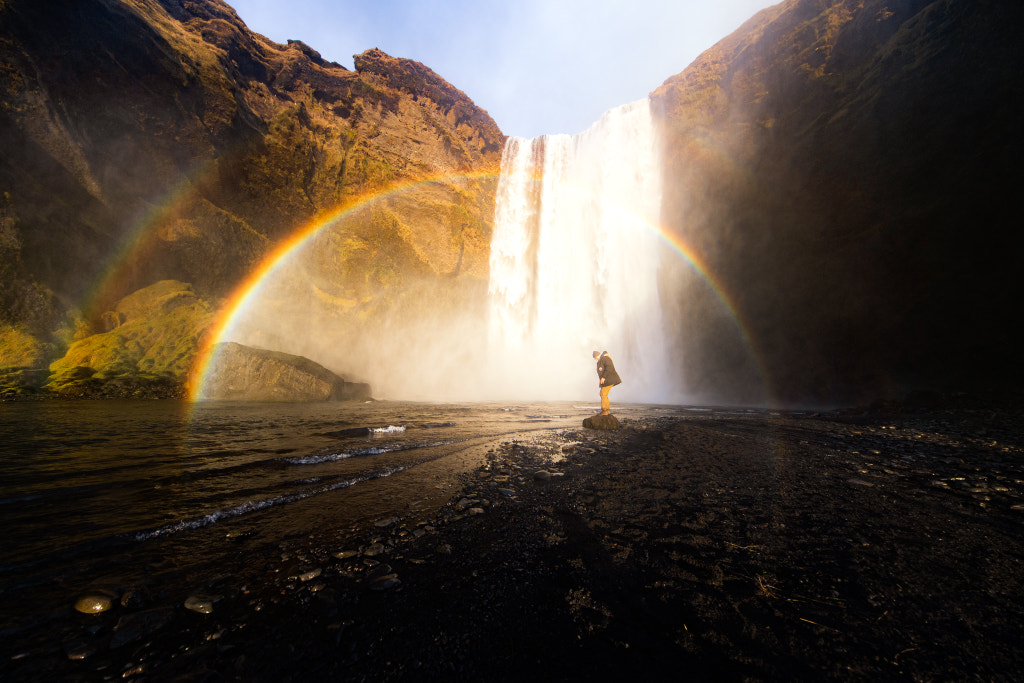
[487,99,674,402]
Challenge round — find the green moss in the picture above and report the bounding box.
[0,323,47,368]
[45,281,215,396]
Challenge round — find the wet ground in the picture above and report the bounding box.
[5,399,1024,681]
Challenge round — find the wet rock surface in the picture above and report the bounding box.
[4,404,1024,680]
[583,413,622,430]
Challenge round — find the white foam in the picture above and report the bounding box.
[371,425,407,434]
[285,446,389,465]
[133,466,406,541]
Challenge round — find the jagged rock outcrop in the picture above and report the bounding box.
[200,341,370,401]
[652,0,1024,405]
[0,0,503,395]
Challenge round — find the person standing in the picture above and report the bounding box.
[593,350,622,415]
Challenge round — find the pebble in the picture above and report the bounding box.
[368,574,401,591]
[63,638,96,661]
[184,594,220,614]
[366,563,392,579]
[120,587,152,609]
[364,543,386,557]
[846,478,874,487]
[468,507,485,515]
[110,608,173,649]
[375,516,399,528]
[534,470,552,481]
[299,568,322,582]
[333,550,359,560]
[74,590,116,614]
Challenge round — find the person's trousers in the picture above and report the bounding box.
[600,384,613,413]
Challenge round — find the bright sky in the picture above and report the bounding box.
[226,0,780,139]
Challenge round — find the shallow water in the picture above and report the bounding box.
[0,398,625,632]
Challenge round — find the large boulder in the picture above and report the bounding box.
[200,342,370,401]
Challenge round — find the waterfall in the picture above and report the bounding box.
[487,99,672,403]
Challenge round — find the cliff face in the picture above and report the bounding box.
[5,0,1019,405]
[652,0,1024,406]
[0,0,502,395]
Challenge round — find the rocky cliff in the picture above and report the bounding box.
[653,0,1024,405]
[4,0,1021,405]
[0,0,502,396]
[200,341,370,401]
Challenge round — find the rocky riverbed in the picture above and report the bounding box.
[5,398,1024,681]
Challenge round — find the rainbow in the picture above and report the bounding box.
[649,223,771,401]
[187,168,502,399]
[549,181,770,401]
[187,168,769,404]
[79,167,212,320]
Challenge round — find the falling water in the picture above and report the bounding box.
[488,99,673,403]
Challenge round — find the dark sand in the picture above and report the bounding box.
[7,400,1024,681]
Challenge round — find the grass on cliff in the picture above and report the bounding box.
[46,281,215,397]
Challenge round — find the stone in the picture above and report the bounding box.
[120,587,153,609]
[184,594,221,614]
[366,563,393,580]
[583,414,621,430]
[63,639,97,661]
[533,470,551,481]
[200,342,371,402]
[74,590,116,614]
[110,608,173,649]
[299,568,322,582]
[368,574,401,591]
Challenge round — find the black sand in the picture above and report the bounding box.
[6,400,1024,681]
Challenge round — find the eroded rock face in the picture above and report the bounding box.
[652,0,1024,406]
[200,342,371,401]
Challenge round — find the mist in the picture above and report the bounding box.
[223,100,692,405]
